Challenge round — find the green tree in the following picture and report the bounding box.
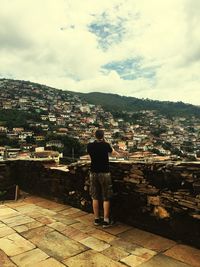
[26,136,35,144]
[44,133,86,158]
[0,135,19,147]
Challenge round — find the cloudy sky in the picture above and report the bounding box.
[0,0,200,105]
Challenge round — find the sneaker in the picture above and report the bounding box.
[102,219,115,228]
[94,218,102,226]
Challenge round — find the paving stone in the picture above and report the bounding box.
[0,225,15,238]
[57,206,72,212]
[164,244,200,267]
[35,208,57,217]
[72,222,96,233]
[138,254,193,267]
[13,221,43,233]
[65,210,88,219]
[0,233,35,256]
[59,207,81,215]
[89,228,117,243]
[0,249,17,267]
[35,200,68,211]
[35,216,56,225]
[15,205,56,217]
[14,204,41,214]
[0,207,19,219]
[5,202,27,209]
[102,223,132,235]
[102,246,130,261]
[62,225,84,238]
[23,228,87,261]
[1,197,199,267]
[61,225,89,241]
[1,215,35,227]
[110,238,139,253]
[76,213,95,224]
[52,214,78,225]
[11,248,49,267]
[120,254,149,267]
[79,236,110,252]
[131,247,157,260]
[118,228,176,252]
[21,225,54,239]
[21,211,45,219]
[48,222,69,232]
[63,250,125,267]
[69,231,89,242]
[30,257,66,267]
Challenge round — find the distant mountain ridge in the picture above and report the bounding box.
[1,78,200,118]
[75,92,200,118]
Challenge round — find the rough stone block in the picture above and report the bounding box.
[147,196,160,206]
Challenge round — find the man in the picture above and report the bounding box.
[87,129,118,228]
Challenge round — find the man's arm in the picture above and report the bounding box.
[106,141,121,157]
[104,138,124,157]
[108,142,128,158]
[111,149,120,157]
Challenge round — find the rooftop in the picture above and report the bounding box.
[0,195,199,267]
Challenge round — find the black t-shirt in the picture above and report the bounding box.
[87,141,113,173]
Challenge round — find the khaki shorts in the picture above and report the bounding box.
[89,172,113,201]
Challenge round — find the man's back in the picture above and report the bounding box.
[87,141,112,173]
[88,130,115,228]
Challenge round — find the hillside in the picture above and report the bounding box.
[75,92,200,118]
[1,78,200,119]
[1,78,200,160]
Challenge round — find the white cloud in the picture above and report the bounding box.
[0,0,200,105]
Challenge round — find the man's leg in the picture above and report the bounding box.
[93,199,102,226]
[92,199,99,219]
[90,172,101,225]
[101,173,114,227]
[103,200,110,221]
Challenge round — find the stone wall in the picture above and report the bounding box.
[0,163,16,200]
[3,160,200,248]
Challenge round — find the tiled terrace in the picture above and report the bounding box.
[0,195,200,267]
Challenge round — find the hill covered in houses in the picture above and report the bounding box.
[0,78,200,161]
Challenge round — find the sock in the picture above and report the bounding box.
[104,217,109,223]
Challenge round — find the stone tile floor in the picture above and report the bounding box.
[0,195,200,267]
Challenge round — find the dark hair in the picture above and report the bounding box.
[95,129,104,140]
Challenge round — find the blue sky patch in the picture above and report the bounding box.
[88,13,126,50]
[102,58,156,80]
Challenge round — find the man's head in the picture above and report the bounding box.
[95,129,104,140]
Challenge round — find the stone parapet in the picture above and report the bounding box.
[2,160,200,248]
